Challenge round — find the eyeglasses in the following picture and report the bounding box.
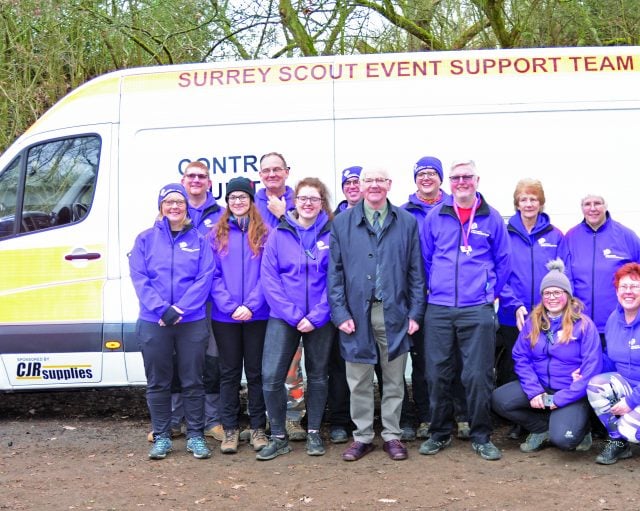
[542,290,564,299]
[619,283,640,292]
[296,196,322,204]
[416,171,439,180]
[361,178,390,185]
[343,179,360,187]
[228,194,250,203]
[582,200,605,209]
[184,173,208,180]
[259,167,288,175]
[162,199,186,207]
[449,175,476,183]
[518,197,540,204]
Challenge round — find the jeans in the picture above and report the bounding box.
[262,318,335,436]
[212,319,267,430]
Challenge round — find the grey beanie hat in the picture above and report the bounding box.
[540,258,573,297]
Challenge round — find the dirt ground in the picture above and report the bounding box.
[1,388,638,511]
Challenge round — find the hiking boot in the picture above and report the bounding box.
[576,432,592,452]
[520,431,549,453]
[285,420,307,441]
[418,436,452,455]
[250,428,269,451]
[457,421,471,440]
[306,432,326,456]
[595,438,632,465]
[416,422,431,439]
[221,429,239,454]
[204,424,224,441]
[148,435,172,460]
[401,425,416,442]
[256,436,291,461]
[342,441,375,461]
[472,441,502,461]
[186,436,212,459]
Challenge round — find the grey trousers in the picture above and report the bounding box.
[345,302,408,443]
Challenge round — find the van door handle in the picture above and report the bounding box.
[64,252,101,261]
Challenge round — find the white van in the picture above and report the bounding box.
[1,46,639,390]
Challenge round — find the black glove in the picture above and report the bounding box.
[161,306,181,326]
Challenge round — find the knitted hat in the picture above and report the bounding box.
[341,166,362,185]
[413,156,443,182]
[225,177,255,202]
[540,258,573,297]
[158,183,188,209]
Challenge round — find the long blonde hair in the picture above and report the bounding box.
[527,296,586,346]
[212,202,268,257]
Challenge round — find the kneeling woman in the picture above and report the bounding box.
[587,262,640,464]
[129,183,214,460]
[492,259,602,453]
[258,177,336,460]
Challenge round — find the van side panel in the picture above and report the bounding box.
[1,47,639,390]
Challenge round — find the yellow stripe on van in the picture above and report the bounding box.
[0,245,106,323]
[24,76,120,136]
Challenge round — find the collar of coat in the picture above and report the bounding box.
[354,199,399,226]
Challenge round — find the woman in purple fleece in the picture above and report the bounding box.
[587,262,640,464]
[492,259,602,454]
[258,177,335,461]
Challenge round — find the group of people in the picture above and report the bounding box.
[129,151,640,466]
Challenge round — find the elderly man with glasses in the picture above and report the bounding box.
[419,160,511,461]
[329,166,426,462]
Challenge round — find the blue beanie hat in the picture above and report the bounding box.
[413,156,443,183]
[341,166,362,185]
[158,183,188,209]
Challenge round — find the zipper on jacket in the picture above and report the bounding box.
[169,227,178,305]
[544,333,552,388]
[590,231,596,320]
[529,244,535,311]
[241,227,246,307]
[454,228,462,307]
[305,256,310,316]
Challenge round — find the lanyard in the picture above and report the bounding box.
[453,197,478,255]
